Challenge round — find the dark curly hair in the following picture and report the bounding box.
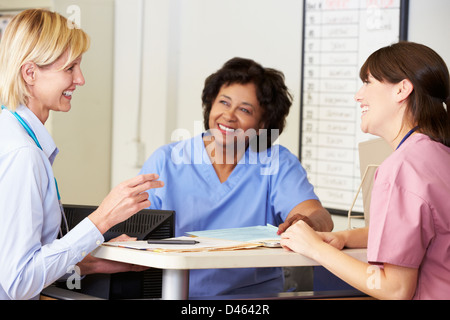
[202,57,293,149]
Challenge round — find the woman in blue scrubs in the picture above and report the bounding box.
[139,57,333,297]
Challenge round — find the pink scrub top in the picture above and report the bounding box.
[367,133,450,300]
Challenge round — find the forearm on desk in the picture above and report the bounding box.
[305,207,334,232]
[332,227,369,249]
[312,241,417,300]
[281,222,417,300]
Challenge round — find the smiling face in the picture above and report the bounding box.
[208,82,265,149]
[354,73,406,142]
[23,50,85,123]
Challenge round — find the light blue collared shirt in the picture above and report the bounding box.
[0,105,104,300]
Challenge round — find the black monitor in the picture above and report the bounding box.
[58,204,175,299]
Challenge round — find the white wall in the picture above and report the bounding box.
[408,0,450,64]
[111,0,304,186]
[52,0,115,205]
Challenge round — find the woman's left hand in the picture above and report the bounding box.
[280,220,324,258]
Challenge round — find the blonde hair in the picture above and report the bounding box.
[0,9,90,110]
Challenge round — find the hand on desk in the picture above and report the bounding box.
[280,220,324,257]
[277,213,314,235]
[277,200,334,234]
[77,234,148,275]
[280,220,346,256]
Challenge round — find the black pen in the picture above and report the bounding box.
[147,239,199,245]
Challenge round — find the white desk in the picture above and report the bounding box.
[91,245,367,299]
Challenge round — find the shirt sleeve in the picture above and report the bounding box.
[367,180,435,269]
[268,146,319,223]
[0,147,104,300]
[138,146,168,209]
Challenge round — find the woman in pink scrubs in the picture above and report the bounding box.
[280,42,450,300]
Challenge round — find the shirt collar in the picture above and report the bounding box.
[15,105,59,164]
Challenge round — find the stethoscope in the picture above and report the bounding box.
[1,105,70,237]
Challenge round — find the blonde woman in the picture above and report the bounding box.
[0,9,163,300]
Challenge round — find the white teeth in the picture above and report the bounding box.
[218,124,235,132]
[63,91,73,97]
[361,106,369,114]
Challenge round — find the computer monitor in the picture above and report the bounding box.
[59,204,175,299]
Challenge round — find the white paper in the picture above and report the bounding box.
[102,236,262,252]
[186,225,280,242]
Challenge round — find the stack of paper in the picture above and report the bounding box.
[102,225,281,252]
[102,236,261,252]
[186,224,280,242]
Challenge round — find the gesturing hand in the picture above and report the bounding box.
[89,173,164,234]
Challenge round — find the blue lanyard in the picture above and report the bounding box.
[2,105,43,148]
[396,126,419,150]
[1,105,61,201]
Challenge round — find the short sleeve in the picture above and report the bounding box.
[268,146,318,223]
[367,181,435,268]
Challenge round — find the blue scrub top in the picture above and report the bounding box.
[139,133,318,297]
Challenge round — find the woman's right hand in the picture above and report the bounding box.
[88,174,164,234]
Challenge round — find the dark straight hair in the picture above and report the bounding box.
[360,42,450,147]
